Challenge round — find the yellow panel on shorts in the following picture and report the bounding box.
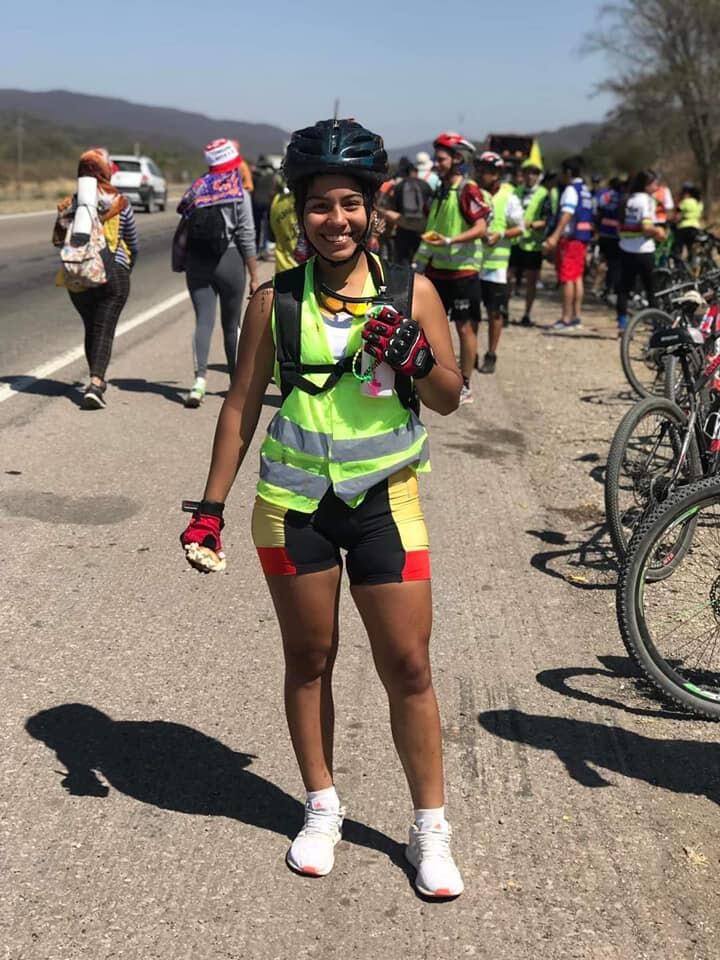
[251,497,289,548]
[386,468,429,552]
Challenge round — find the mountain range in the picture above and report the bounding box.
[0,89,603,185]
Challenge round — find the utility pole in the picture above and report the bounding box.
[16,115,24,200]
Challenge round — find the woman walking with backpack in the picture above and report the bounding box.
[175,139,259,407]
[53,148,138,410]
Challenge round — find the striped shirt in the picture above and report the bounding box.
[113,204,139,270]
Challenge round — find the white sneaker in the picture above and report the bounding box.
[286,800,345,877]
[406,821,464,898]
[184,376,206,409]
[459,385,474,405]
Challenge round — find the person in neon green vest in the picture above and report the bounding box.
[474,152,526,373]
[510,160,549,326]
[674,183,704,259]
[414,132,491,404]
[181,119,466,899]
[269,175,304,273]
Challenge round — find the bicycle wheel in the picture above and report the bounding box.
[617,475,720,717]
[605,395,701,567]
[620,308,674,398]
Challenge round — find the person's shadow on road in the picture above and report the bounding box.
[478,708,720,801]
[25,703,407,872]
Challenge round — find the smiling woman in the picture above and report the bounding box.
[180,118,464,900]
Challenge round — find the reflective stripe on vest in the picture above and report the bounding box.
[481,183,514,272]
[259,455,331,501]
[414,179,480,273]
[333,436,430,501]
[257,256,431,513]
[268,412,427,464]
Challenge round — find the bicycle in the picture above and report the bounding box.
[619,270,720,398]
[606,296,719,566]
[617,472,720,717]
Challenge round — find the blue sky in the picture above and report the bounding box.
[2,0,614,147]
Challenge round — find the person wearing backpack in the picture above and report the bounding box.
[381,159,434,266]
[414,133,491,405]
[176,139,259,407]
[180,118,465,899]
[52,148,139,410]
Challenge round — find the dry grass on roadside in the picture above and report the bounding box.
[0,179,76,215]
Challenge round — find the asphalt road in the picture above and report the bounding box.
[2,236,719,960]
[0,209,186,379]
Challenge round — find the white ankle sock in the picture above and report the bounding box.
[307,785,340,813]
[414,806,446,831]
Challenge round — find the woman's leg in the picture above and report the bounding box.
[186,268,217,379]
[616,250,637,320]
[265,567,342,791]
[607,242,622,296]
[68,289,98,374]
[639,252,657,309]
[212,246,246,377]
[75,265,130,382]
[351,576,463,896]
[350,580,443,809]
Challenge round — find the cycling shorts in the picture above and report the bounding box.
[251,467,431,585]
[480,279,508,314]
[511,247,543,271]
[430,275,481,325]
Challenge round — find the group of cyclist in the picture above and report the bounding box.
[373,134,586,402]
[55,119,711,901]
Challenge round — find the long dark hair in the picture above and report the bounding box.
[627,169,658,195]
[619,168,657,223]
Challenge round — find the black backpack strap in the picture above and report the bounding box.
[273,255,419,413]
[274,264,351,401]
[377,258,420,415]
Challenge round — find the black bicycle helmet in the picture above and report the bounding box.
[283,119,388,189]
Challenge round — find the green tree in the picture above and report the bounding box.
[587,0,720,209]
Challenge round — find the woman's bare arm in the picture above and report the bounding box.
[411,273,462,415]
[202,282,275,502]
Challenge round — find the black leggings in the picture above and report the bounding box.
[598,236,621,295]
[186,246,246,378]
[617,250,656,318]
[69,262,131,380]
[674,227,698,259]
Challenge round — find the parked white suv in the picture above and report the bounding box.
[110,155,168,213]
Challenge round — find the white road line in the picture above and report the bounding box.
[0,209,56,221]
[0,290,189,405]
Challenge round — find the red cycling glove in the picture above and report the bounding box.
[361,305,436,379]
[180,500,226,573]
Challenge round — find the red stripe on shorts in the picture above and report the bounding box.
[257,547,297,576]
[402,550,431,581]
